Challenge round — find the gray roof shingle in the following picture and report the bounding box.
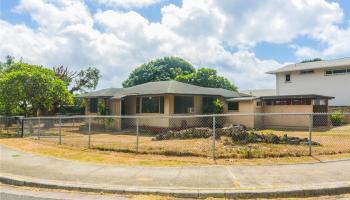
[80,80,247,99]
[267,57,350,74]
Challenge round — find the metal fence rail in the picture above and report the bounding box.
[1,113,350,160]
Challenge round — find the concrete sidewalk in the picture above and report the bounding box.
[1,145,350,198]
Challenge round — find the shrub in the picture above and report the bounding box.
[153,128,212,140]
[154,124,318,146]
[263,133,280,144]
[330,112,344,126]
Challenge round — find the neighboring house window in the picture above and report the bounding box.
[228,102,239,111]
[137,96,164,113]
[300,70,314,74]
[285,74,291,82]
[333,69,347,74]
[325,68,350,75]
[265,99,311,106]
[174,96,194,114]
[89,98,98,113]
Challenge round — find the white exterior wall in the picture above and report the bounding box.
[276,69,350,106]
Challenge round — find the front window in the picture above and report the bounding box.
[136,96,164,113]
[228,102,239,111]
[174,96,194,114]
[202,96,216,113]
[285,74,291,82]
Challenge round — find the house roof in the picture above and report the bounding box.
[79,88,125,97]
[259,94,334,100]
[80,80,248,99]
[240,89,276,97]
[267,57,350,74]
[227,96,258,102]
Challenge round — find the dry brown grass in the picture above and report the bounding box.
[1,137,350,167]
[24,124,350,159]
[1,122,350,166]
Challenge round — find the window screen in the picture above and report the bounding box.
[228,102,239,111]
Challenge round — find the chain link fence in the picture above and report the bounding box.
[0,116,22,137]
[3,113,350,160]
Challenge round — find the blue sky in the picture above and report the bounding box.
[0,0,349,90]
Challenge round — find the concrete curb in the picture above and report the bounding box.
[1,173,350,199]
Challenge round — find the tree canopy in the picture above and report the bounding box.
[300,58,322,63]
[0,62,73,116]
[175,68,238,91]
[123,56,237,91]
[122,57,195,87]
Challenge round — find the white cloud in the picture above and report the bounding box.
[161,0,343,48]
[95,0,162,9]
[16,0,93,33]
[296,25,350,59]
[0,0,348,91]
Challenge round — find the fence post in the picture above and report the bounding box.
[21,118,24,138]
[136,118,139,154]
[59,117,62,145]
[16,117,20,135]
[88,117,91,148]
[308,114,313,156]
[212,115,216,160]
[37,118,41,140]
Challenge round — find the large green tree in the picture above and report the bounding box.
[122,57,195,87]
[0,62,73,116]
[175,68,238,91]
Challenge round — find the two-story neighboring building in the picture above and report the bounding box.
[267,58,350,107]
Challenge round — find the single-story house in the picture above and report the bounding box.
[80,80,333,129]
